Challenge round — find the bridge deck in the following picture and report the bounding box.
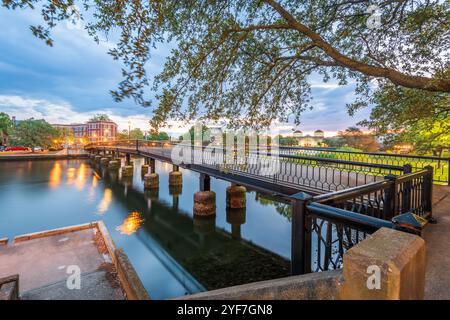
[89,145,387,198]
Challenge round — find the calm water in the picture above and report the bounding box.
[0,159,292,299]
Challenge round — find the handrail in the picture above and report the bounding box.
[306,202,394,233]
[311,180,393,204]
[280,145,448,161]
[86,140,405,173]
[395,169,428,183]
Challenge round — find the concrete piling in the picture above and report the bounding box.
[226,185,246,209]
[193,191,216,217]
[100,157,109,166]
[121,165,133,177]
[143,173,159,189]
[108,160,120,170]
[169,171,183,186]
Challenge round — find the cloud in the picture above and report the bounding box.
[0,6,371,133]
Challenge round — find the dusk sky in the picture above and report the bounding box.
[0,6,372,137]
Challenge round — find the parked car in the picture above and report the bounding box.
[33,146,43,152]
[5,146,29,151]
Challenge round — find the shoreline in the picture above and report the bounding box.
[0,153,89,161]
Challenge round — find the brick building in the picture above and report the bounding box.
[53,120,118,143]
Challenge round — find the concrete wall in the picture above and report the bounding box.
[178,270,343,300]
[0,275,19,300]
[178,228,426,300]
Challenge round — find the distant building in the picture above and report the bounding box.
[53,120,118,143]
[293,129,325,147]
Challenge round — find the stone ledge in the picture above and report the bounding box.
[115,249,150,300]
[177,270,343,300]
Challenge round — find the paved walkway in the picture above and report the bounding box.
[423,185,450,299]
[0,226,125,300]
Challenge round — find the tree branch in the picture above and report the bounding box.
[264,0,450,92]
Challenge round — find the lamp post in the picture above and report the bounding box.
[128,120,131,139]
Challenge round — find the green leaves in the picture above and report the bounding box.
[5,0,450,129]
[10,118,59,148]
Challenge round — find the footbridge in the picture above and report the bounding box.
[86,140,435,275]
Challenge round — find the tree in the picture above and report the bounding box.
[117,128,145,140]
[4,1,449,128]
[396,115,449,157]
[0,112,13,146]
[117,130,129,141]
[338,127,380,152]
[148,131,170,141]
[360,84,450,155]
[10,119,59,150]
[89,114,111,122]
[323,136,346,148]
[277,135,298,146]
[57,127,75,145]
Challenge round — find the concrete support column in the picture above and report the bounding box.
[341,227,426,300]
[141,164,150,176]
[125,153,131,166]
[100,157,109,166]
[193,191,216,217]
[144,173,159,189]
[199,173,211,192]
[226,185,246,209]
[149,158,156,173]
[169,171,182,186]
[121,165,133,177]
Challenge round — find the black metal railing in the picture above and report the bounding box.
[86,140,407,193]
[290,166,433,274]
[280,146,449,185]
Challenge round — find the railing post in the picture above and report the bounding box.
[448,158,450,186]
[402,164,412,212]
[383,174,397,220]
[423,165,435,222]
[290,192,312,275]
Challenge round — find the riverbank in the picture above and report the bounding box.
[0,149,88,161]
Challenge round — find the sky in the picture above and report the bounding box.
[0,6,372,137]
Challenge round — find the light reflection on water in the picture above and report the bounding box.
[0,159,292,299]
[116,211,145,235]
